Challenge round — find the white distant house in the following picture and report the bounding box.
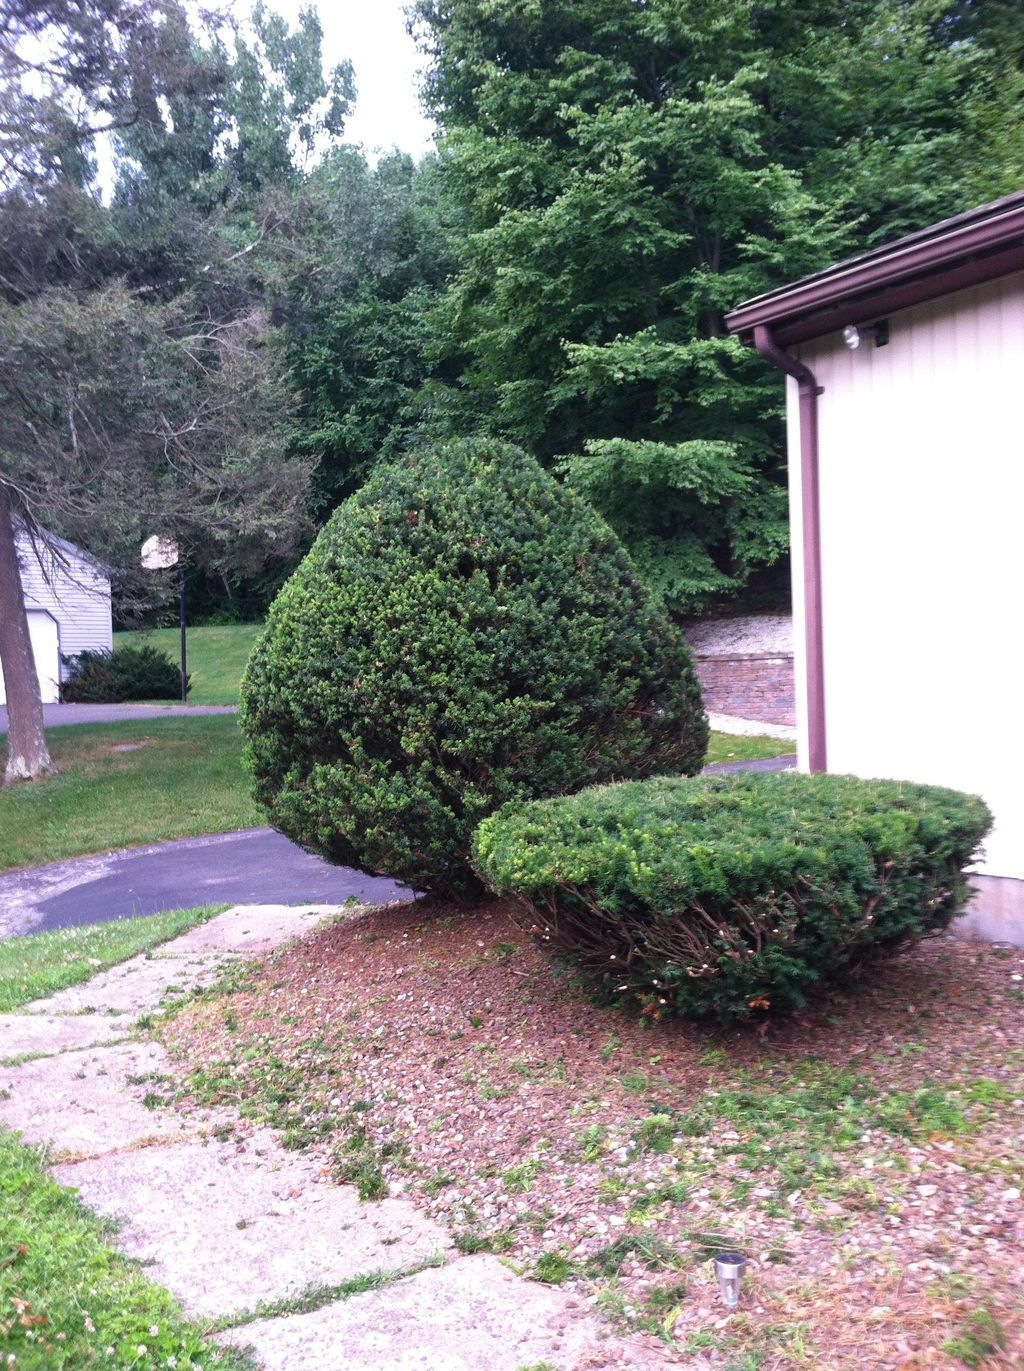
[727,191,1024,935]
[0,527,113,705]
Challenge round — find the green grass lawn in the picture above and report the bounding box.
[0,1126,251,1370]
[113,623,262,705]
[0,905,225,1012]
[704,731,794,766]
[0,716,260,872]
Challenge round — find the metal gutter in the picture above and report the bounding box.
[751,326,827,774]
[726,192,1024,342]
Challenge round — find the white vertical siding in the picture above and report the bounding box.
[788,271,1024,879]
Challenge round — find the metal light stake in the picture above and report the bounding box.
[713,1252,747,1309]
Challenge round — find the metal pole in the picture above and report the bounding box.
[179,571,187,703]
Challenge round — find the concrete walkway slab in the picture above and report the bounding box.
[54,1130,450,1320]
[0,1011,135,1061]
[22,905,344,1019]
[0,1040,191,1157]
[217,1255,668,1371]
[151,904,343,959]
[24,953,230,1017]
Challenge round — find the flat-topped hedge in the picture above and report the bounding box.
[473,773,992,1020]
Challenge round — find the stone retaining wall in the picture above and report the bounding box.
[692,652,795,727]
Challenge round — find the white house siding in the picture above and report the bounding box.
[0,531,113,703]
[0,610,60,703]
[786,271,1024,885]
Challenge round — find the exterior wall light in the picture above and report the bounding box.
[713,1252,748,1308]
[842,320,889,349]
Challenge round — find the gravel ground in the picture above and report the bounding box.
[163,898,1024,1369]
[683,616,793,657]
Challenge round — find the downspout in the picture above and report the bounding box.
[752,325,827,773]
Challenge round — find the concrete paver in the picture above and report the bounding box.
[0,1040,192,1156]
[217,1255,669,1371]
[24,952,230,1016]
[0,1011,135,1061]
[150,903,344,958]
[54,1130,450,1320]
[23,905,344,1016]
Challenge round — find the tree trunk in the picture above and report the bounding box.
[0,482,53,785]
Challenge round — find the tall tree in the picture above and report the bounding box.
[0,1,337,783]
[412,0,1021,615]
[280,147,461,514]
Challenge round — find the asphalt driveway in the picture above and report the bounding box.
[0,828,409,940]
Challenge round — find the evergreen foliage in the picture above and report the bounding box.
[240,439,708,895]
[62,646,185,703]
[473,772,993,1020]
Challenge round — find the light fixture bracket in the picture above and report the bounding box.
[842,319,889,350]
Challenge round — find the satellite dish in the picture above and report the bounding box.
[140,534,180,570]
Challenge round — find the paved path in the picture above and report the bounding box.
[0,702,237,732]
[0,829,408,940]
[0,905,673,1371]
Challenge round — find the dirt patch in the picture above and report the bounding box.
[162,898,1024,1369]
[108,739,153,753]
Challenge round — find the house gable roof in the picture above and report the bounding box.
[726,190,1024,347]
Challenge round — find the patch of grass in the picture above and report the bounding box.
[0,1126,252,1369]
[533,1251,574,1284]
[577,1123,607,1162]
[502,1158,541,1194]
[585,1234,680,1278]
[212,1256,446,1331]
[0,717,260,871]
[704,732,793,765]
[114,623,262,705]
[453,1230,494,1255]
[0,905,226,1012]
[940,1308,1008,1367]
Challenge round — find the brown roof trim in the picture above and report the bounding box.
[726,191,1024,346]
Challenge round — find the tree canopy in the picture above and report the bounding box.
[0,0,346,779]
[411,0,1022,612]
[2,0,1020,782]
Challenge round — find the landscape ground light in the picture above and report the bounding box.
[713,1252,747,1308]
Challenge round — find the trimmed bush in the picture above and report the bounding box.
[241,438,708,894]
[473,772,992,1019]
[61,646,186,703]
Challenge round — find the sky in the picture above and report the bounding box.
[258,0,437,161]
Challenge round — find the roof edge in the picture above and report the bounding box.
[726,191,1024,345]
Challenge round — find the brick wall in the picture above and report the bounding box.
[692,653,795,726]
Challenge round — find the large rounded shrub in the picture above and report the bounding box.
[241,439,708,893]
[473,772,992,1019]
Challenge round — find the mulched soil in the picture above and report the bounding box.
[163,897,1024,1370]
